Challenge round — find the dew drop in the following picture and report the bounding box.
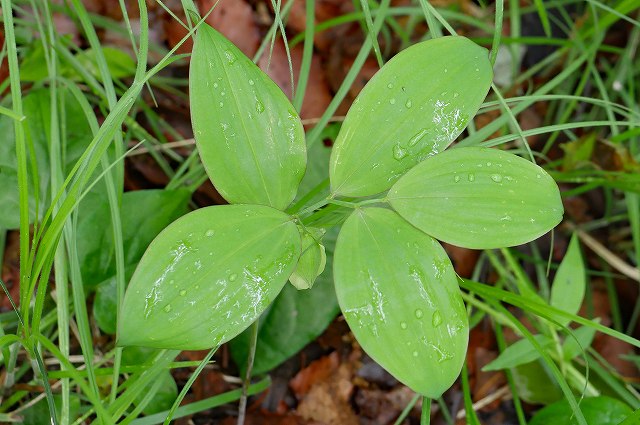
[415,309,424,319]
[392,143,407,160]
[405,99,412,108]
[229,273,238,282]
[408,129,428,147]
[412,351,419,357]
[490,174,503,183]
[255,100,265,113]
[400,321,408,330]
[468,173,475,182]
[432,311,442,327]
[179,289,187,296]
[248,79,255,85]
[454,174,461,183]
[444,68,448,73]
[536,174,542,179]
[387,83,393,89]
[500,214,512,222]
[453,92,459,98]
[389,98,396,105]
[219,102,224,107]
[224,50,237,64]
[163,304,172,313]
[205,229,215,237]
[213,82,218,89]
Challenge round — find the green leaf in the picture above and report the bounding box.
[190,23,306,210]
[550,233,585,327]
[329,36,492,197]
[229,228,340,375]
[388,147,563,249]
[289,227,326,290]
[334,207,468,397]
[529,396,632,425]
[78,188,191,289]
[76,47,136,79]
[482,334,552,371]
[0,87,92,228]
[118,205,301,350]
[512,359,563,405]
[562,322,598,360]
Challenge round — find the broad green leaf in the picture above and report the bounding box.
[22,394,82,425]
[529,396,632,425]
[93,266,135,334]
[329,36,492,197]
[512,359,563,405]
[118,204,301,350]
[77,47,136,79]
[0,88,92,228]
[562,322,598,360]
[229,228,340,375]
[289,227,326,290]
[388,147,563,249]
[334,207,468,397]
[190,23,306,210]
[550,233,585,327]
[78,188,190,289]
[482,334,552,371]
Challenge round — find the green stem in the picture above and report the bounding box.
[420,397,431,425]
[237,322,259,425]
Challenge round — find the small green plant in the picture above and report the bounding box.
[117,23,563,401]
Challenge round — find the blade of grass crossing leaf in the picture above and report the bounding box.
[460,364,481,425]
[493,304,587,425]
[532,0,551,36]
[460,279,640,349]
[489,0,503,65]
[359,0,384,66]
[35,1,72,421]
[163,347,217,425]
[1,0,31,329]
[306,0,390,148]
[130,377,271,425]
[393,394,420,425]
[494,324,527,425]
[271,0,295,97]
[417,0,442,37]
[292,0,315,111]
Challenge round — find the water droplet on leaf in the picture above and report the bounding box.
[468,173,475,182]
[415,309,424,319]
[490,174,503,183]
[255,100,265,113]
[163,304,172,313]
[392,143,407,160]
[432,311,442,327]
[229,273,238,282]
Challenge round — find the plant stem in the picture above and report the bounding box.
[420,397,431,425]
[238,321,259,425]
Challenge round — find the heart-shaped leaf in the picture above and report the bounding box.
[329,36,492,197]
[118,204,301,350]
[190,23,306,210]
[334,207,468,397]
[388,147,563,249]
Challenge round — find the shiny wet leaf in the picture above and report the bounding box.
[190,23,306,210]
[388,147,563,249]
[118,204,301,350]
[330,36,492,197]
[334,207,468,397]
